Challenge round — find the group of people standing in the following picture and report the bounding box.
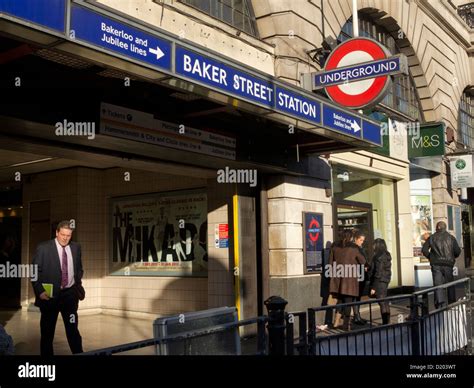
[321,230,392,331]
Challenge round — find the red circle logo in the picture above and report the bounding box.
[324,38,391,109]
[308,218,321,243]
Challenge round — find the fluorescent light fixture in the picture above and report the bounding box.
[8,157,54,167]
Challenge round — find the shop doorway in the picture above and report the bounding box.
[336,200,374,260]
[332,164,400,287]
[0,186,23,309]
[461,205,472,269]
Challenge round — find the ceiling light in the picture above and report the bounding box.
[8,157,54,167]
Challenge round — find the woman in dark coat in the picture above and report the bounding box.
[329,231,366,330]
[369,238,392,325]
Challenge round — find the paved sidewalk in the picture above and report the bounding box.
[0,309,156,355]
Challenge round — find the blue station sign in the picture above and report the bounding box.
[0,1,384,147]
[275,86,321,125]
[322,105,362,138]
[313,55,407,89]
[70,4,172,71]
[0,0,67,33]
[175,46,274,108]
[362,120,383,146]
[175,47,380,146]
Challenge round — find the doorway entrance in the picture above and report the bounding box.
[0,187,23,309]
[336,200,373,260]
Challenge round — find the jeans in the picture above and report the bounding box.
[431,265,455,308]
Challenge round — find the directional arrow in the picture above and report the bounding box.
[351,121,361,133]
[149,45,165,60]
[71,5,172,70]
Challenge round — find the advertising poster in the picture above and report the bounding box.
[303,212,324,273]
[214,224,229,248]
[110,190,207,277]
[411,195,432,258]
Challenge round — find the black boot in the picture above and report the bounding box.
[352,305,367,325]
[353,314,367,325]
[324,309,334,327]
[342,315,351,331]
[382,312,390,325]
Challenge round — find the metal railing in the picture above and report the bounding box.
[414,279,472,355]
[285,311,307,355]
[304,278,472,356]
[307,293,415,355]
[458,2,474,28]
[81,316,268,356]
[80,278,471,356]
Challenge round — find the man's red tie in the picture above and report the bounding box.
[61,246,68,288]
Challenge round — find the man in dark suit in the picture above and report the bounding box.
[31,220,84,356]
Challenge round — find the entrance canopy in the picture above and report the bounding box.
[0,1,382,153]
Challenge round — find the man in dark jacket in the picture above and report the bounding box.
[31,221,84,356]
[422,221,461,308]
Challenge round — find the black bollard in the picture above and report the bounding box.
[264,296,288,355]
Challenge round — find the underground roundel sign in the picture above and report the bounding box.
[316,37,404,109]
[308,217,321,243]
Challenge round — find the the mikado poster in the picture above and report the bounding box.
[110,190,208,277]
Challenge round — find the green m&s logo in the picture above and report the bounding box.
[456,159,466,170]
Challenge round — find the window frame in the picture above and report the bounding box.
[458,91,474,148]
[179,0,259,38]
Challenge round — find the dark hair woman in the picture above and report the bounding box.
[369,238,392,325]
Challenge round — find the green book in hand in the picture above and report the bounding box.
[42,283,53,298]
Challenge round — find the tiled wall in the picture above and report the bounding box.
[99,168,208,316]
[75,168,104,310]
[21,169,80,307]
[23,167,215,317]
